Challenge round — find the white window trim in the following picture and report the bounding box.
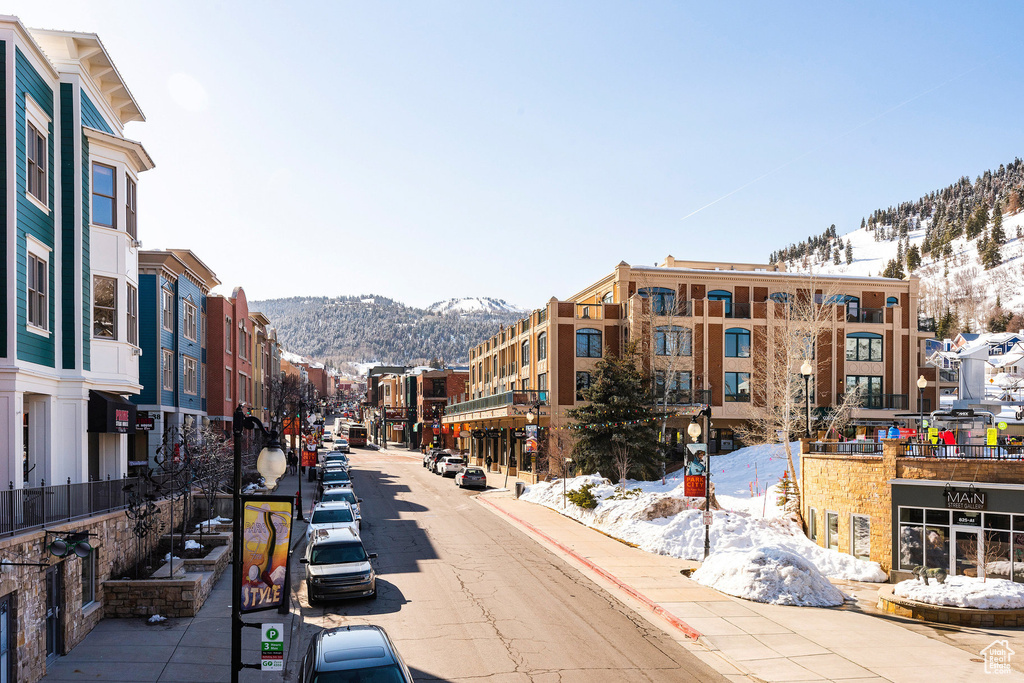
[81,551,96,609]
[851,513,870,561]
[162,349,174,391]
[826,510,839,551]
[183,356,198,395]
[25,235,51,336]
[161,288,174,332]
[25,94,50,214]
[183,300,198,342]
[808,507,817,542]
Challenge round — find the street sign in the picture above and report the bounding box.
[306,414,317,425]
[950,408,975,418]
[261,623,284,672]
[684,475,706,497]
[702,511,713,526]
[472,429,486,439]
[998,421,1008,430]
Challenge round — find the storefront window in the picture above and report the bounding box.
[898,508,923,570]
[925,525,950,571]
[826,512,838,551]
[852,515,870,561]
[984,530,1012,580]
[1014,531,1024,583]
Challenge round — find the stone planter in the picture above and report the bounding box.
[877,584,1024,627]
[102,544,227,618]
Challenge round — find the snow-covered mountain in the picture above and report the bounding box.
[427,297,525,315]
[773,160,1024,334]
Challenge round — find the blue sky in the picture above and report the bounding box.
[11,1,1024,308]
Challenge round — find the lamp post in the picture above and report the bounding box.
[688,417,712,559]
[295,390,307,522]
[917,374,928,440]
[231,405,287,683]
[800,360,813,439]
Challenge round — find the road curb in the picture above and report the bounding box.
[476,494,703,642]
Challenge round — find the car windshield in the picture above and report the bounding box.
[312,664,406,683]
[322,491,356,505]
[311,508,354,524]
[309,543,367,565]
[464,468,484,475]
[323,471,351,482]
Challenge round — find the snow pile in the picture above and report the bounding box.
[692,547,846,607]
[147,614,167,624]
[162,553,181,562]
[427,297,524,315]
[184,540,203,550]
[195,516,230,530]
[894,576,1024,610]
[520,442,887,582]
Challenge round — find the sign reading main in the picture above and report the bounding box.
[945,487,987,511]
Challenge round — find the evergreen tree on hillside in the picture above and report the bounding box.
[906,244,921,272]
[936,307,959,340]
[833,247,841,265]
[965,204,988,239]
[845,241,853,265]
[980,229,1002,270]
[566,348,663,480]
[881,258,905,279]
[991,204,1005,243]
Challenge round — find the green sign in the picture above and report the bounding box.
[261,623,284,671]
[998,421,1008,430]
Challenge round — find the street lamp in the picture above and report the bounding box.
[231,405,286,683]
[801,359,813,439]
[688,416,714,559]
[917,374,928,440]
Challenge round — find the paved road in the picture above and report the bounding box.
[290,448,725,682]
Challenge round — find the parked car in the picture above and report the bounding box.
[422,449,443,468]
[320,468,353,494]
[425,451,448,471]
[436,456,466,477]
[323,430,332,441]
[306,500,360,542]
[301,528,377,603]
[334,438,351,453]
[455,466,487,489]
[298,625,412,681]
[319,488,362,522]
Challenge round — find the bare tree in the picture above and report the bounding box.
[735,274,851,518]
[182,422,233,546]
[547,412,579,478]
[611,434,633,490]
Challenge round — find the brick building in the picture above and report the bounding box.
[206,287,253,432]
[413,368,468,450]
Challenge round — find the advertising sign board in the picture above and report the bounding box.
[240,496,294,613]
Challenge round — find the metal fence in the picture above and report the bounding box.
[810,442,884,455]
[0,474,174,539]
[809,441,1024,460]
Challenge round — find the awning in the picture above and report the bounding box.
[88,391,137,434]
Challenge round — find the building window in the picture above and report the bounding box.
[162,288,174,330]
[183,301,198,341]
[576,371,592,400]
[239,375,247,404]
[225,369,232,400]
[27,122,47,204]
[898,508,950,573]
[808,508,818,542]
[655,326,691,356]
[125,176,137,239]
[576,328,602,358]
[638,287,676,316]
[708,290,733,316]
[183,357,198,395]
[846,332,883,362]
[162,349,174,390]
[93,276,117,339]
[654,371,691,404]
[201,364,206,399]
[81,551,96,608]
[201,312,207,348]
[851,514,870,561]
[826,511,839,551]
[769,292,790,305]
[846,375,883,407]
[725,328,751,358]
[886,296,899,308]
[724,372,750,402]
[238,321,247,359]
[225,317,232,353]
[537,332,547,361]
[92,162,116,228]
[127,284,138,346]
[538,373,547,391]
[27,252,48,330]
[521,340,530,366]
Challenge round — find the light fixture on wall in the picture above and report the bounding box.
[45,531,96,558]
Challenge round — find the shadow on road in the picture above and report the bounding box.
[321,578,408,616]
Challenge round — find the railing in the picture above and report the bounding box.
[918,317,937,332]
[0,474,173,539]
[847,307,884,323]
[655,389,711,406]
[445,390,548,416]
[841,393,909,410]
[810,442,883,455]
[576,304,603,320]
[726,302,751,319]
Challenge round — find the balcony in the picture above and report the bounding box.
[653,389,711,406]
[847,307,884,324]
[918,317,936,332]
[445,390,548,417]
[725,302,751,319]
[576,304,603,320]
[839,393,909,410]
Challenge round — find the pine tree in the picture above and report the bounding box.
[991,204,1006,243]
[845,242,853,265]
[906,244,921,271]
[881,258,905,279]
[965,204,988,239]
[833,247,841,265]
[566,349,663,479]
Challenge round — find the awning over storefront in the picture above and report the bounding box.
[87,390,137,434]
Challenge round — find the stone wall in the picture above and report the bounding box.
[0,496,183,683]
[104,571,211,619]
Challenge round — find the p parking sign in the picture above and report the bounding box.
[261,623,284,671]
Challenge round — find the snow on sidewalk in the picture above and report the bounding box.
[894,575,1024,609]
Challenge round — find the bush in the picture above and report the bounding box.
[566,483,599,509]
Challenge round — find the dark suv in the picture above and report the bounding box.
[298,625,413,682]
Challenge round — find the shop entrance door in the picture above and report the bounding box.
[0,594,10,683]
[952,527,982,578]
[45,566,62,661]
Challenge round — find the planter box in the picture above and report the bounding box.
[102,544,226,618]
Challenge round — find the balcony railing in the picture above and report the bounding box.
[445,390,548,416]
[839,393,908,410]
[576,304,603,320]
[918,317,937,332]
[653,389,711,406]
[0,474,173,539]
[810,441,1024,460]
[726,302,751,319]
[847,307,884,323]
[809,442,883,455]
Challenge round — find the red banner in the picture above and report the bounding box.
[684,475,706,498]
[283,417,299,436]
[302,449,317,467]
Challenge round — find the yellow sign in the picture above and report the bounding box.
[987,428,998,446]
[928,427,939,445]
[241,498,293,613]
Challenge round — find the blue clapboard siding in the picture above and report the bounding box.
[0,41,6,358]
[178,278,203,412]
[14,48,55,367]
[132,273,160,406]
[60,83,76,369]
[79,91,111,372]
[160,276,176,406]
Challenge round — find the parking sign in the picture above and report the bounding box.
[261,623,284,672]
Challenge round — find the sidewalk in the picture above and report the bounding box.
[476,488,1024,683]
[42,469,311,683]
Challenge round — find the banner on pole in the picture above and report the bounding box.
[240,496,294,613]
